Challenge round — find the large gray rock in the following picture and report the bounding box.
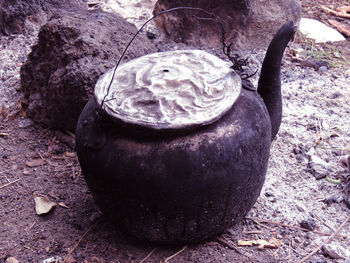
[20,9,157,131]
[0,0,87,35]
[153,0,301,50]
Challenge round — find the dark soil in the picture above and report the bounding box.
[0,0,349,262]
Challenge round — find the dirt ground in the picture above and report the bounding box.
[1,0,350,262]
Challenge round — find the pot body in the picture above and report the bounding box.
[75,88,271,244]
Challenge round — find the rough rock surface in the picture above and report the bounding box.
[153,0,301,50]
[0,0,87,35]
[20,9,157,131]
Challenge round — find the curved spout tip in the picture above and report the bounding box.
[257,21,297,140]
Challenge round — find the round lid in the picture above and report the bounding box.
[94,50,241,130]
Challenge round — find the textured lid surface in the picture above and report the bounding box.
[94,50,241,129]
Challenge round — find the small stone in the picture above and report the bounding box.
[340,155,350,167]
[333,51,341,58]
[307,155,330,180]
[330,92,341,99]
[5,257,19,263]
[318,66,328,74]
[324,195,344,205]
[43,256,63,263]
[265,191,274,197]
[344,197,350,209]
[296,204,306,212]
[146,31,156,39]
[322,243,346,259]
[18,118,34,128]
[300,218,317,231]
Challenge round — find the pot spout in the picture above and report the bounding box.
[257,21,297,140]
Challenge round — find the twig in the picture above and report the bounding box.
[297,215,350,263]
[26,222,36,232]
[139,247,157,263]
[0,178,20,189]
[63,218,103,263]
[328,19,350,37]
[243,230,264,235]
[248,218,276,231]
[314,214,335,233]
[246,217,347,239]
[321,5,350,19]
[164,246,187,263]
[315,145,350,152]
[216,237,242,254]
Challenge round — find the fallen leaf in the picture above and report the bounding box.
[0,132,9,137]
[259,237,283,250]
[34,196,57,215]
[26,159,46,167]
[238,237,282,250]
[237,240,256,246]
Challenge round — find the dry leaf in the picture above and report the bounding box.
[237,240,256,246]
[34,196,56,215]
[258,237,282,250]
[0,132,9,137]
[238,237,282,250]
[26,159,46,167]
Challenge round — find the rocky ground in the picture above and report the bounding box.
[0,0,349,262]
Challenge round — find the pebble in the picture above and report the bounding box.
[264,191,274,197]
[324,195,345,205]
[340,155,350,168]
[300,218,317,231]
[296,204,306,212]
[344,197,350,209]
[18,118,34,128]
[330,92,341,99]
[43,256,63,263]
[307,155,330,180]
[318,66,328,74]
[322,243,347,259]
[5,257,19,263]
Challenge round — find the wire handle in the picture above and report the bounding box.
[100,7,215,108]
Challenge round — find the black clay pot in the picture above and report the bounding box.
[75,21,297,244]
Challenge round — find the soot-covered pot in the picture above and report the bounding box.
[76,22,296,244]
